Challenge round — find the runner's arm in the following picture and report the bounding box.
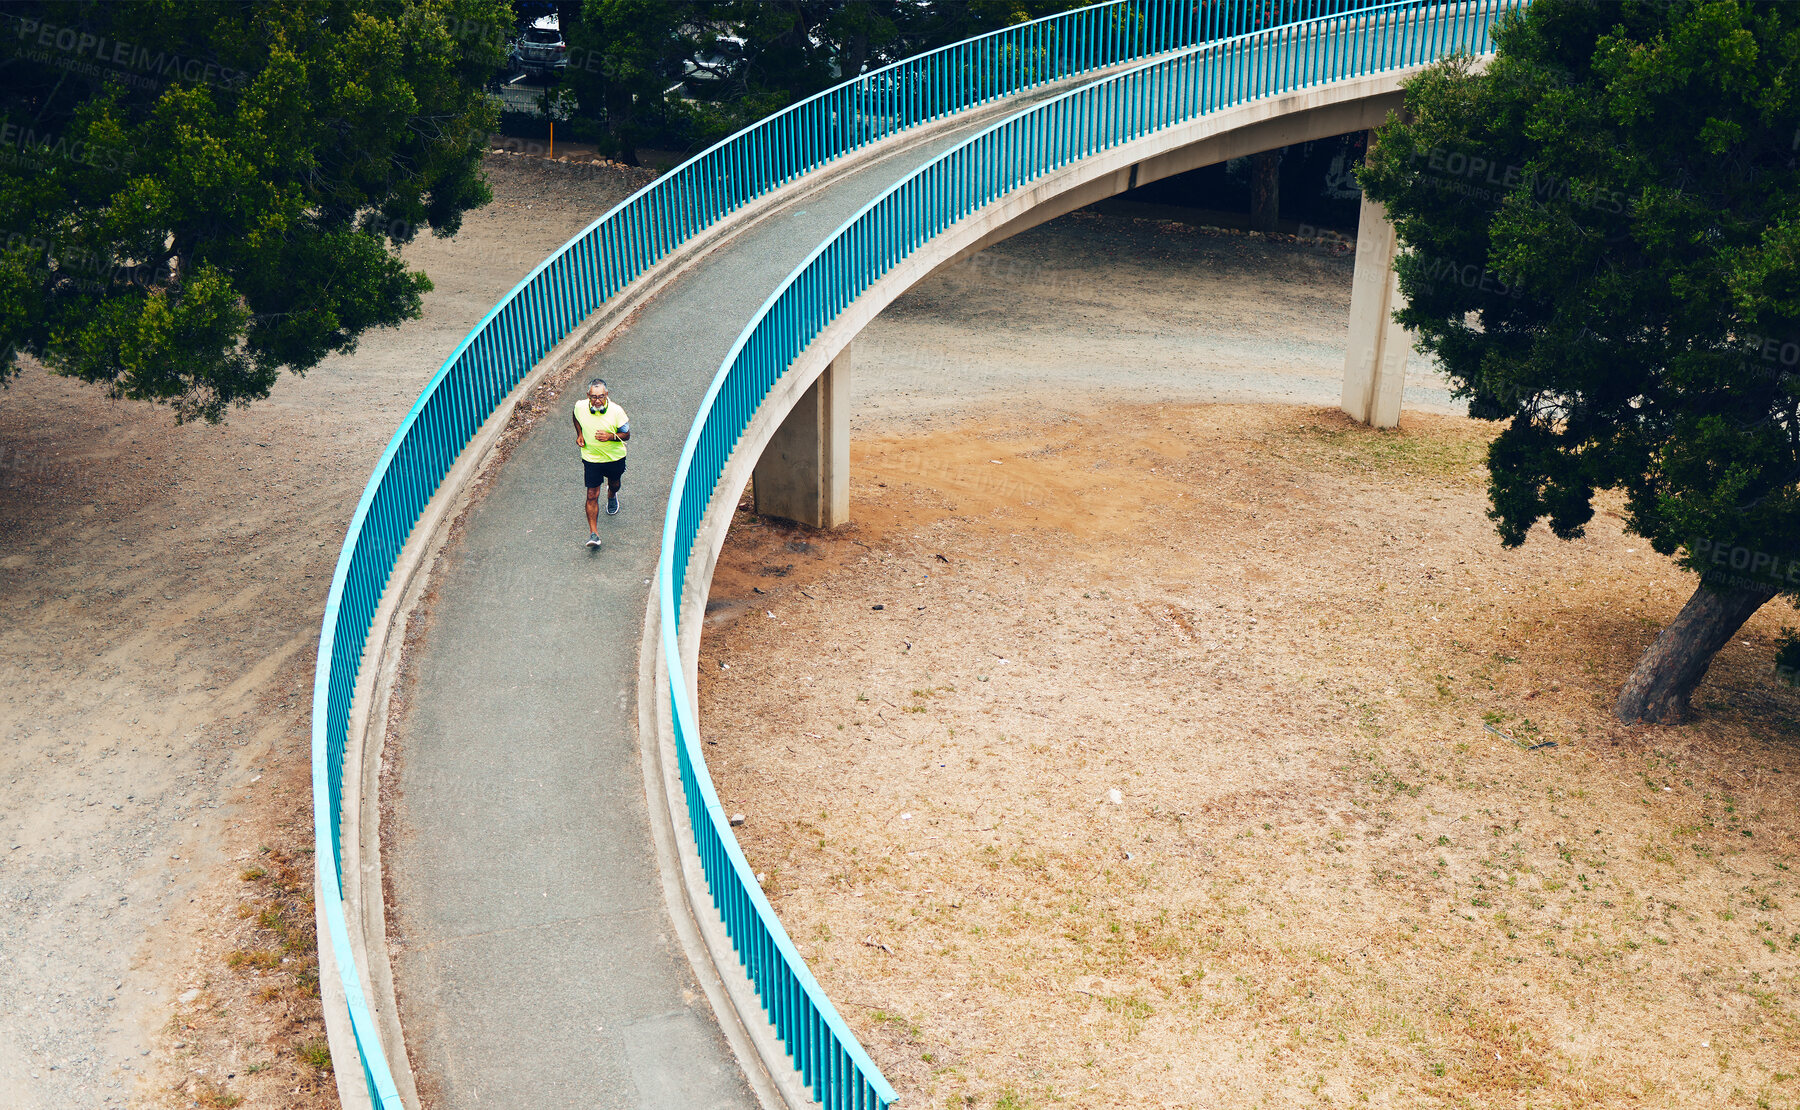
[572,412,585,446]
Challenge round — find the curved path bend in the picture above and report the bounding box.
[372,5,1515,1106]
[382,88,1097,1110]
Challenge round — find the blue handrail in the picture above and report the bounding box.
[657,1,1521,1106]
[310,2,1514,1108]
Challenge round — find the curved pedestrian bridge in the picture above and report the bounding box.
[308,3,1524,1107]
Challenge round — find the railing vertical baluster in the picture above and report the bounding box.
[1275,18,1287,91]
[548,269,565,341]
[1288,19,1300,90]
[1263,26,1273,95]
[1354,4,1368,77]
[1318,4,1331,86]
[1379,2,1392,71]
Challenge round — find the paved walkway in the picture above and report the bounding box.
[383,99,1067,1109]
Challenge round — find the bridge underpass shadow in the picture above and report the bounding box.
[849,204,1462,436]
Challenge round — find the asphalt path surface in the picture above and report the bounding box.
[384,108,1044,1109]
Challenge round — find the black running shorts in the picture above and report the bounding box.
[583,457,626,488]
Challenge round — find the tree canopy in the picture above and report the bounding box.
[561,0,1084,165]
[1359,0,1800,722]
[0,0,510,421]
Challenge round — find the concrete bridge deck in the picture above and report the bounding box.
[381,97,1080,1110]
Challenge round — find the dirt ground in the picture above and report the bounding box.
[0,152,650,1110]
[11,134,1795,1110]
[0,159,1378,1110]
[700,408,1800,1107]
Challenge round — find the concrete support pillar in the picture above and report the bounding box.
[1341,190,1412,429]
[753,347,850,529]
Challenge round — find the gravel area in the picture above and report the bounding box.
[0,152,649,1110]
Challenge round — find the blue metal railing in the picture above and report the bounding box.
[310,3,1328,1106]
[657,1,1521,1106]
[311,1,1516,1107]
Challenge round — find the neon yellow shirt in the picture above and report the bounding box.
[574,400,628,463]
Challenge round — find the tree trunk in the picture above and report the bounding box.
[845,32,868,79]
[609,98,639,166]
[1249,149,1281,233]
[1614,579,1776,724]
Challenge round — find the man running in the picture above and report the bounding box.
[572,377,630,547]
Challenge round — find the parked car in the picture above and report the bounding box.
[669,31,744,99]
[511,14,568,77]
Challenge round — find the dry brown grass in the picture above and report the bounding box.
[700,402,1800,1109]
[145,821,338,1109]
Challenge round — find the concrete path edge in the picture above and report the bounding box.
[637,573,819,1110]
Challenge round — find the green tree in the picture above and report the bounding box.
[561,0,701,165]
[0,0,509,421]
[714,0,1086,102]
[560,0,1086,164]
[1358,0,1800,723]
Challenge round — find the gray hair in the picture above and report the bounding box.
[588,377,607,391]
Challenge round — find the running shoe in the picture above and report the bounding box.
[606,494,619,516]
[586,532,602,548]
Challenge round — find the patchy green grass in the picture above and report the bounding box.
[294,1039,332,1073]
